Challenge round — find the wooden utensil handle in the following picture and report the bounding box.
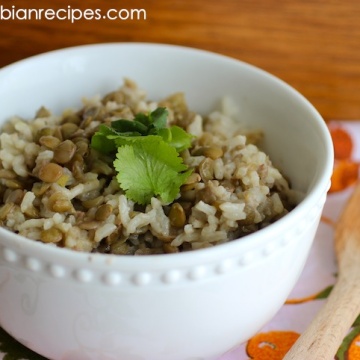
[283,272,360,360]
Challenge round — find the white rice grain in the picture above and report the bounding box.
[219,202,246,221]
[94,223,117,243]
[20,191,36,213]
[13,154,28,177]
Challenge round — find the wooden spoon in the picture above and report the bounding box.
[284,182,360,360]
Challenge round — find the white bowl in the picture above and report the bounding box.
[0,43,333,360]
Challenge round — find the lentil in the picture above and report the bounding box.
[38,163,63,183]
[53,140,77,164]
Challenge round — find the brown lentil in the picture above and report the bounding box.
[37,127,55,139]
[61,123,79,140]
[91,160,113,176]
[32,182,51,197]
[38,163,63,183]
[71,160,85,181]
[82,196,104,210]
[78,221,100,230]
[52,127,63,141]
[95,204,113,221]
[53,140,77,164]
[47,191,73,213]
[35,106,51,118]
[40,227,63,243]
[183,172,201,185]
[24,206,39,218]
[62,114,81,125]
[110,241,132,255]
[195,185,217,204]
[169,203,186,228]
[0,203,15,220]
[4,189,24,205]
[1,179,23,190]
[199,158,214,182]
[0,169,17,179]
[39,136,61,149]
[74,139,89,157]
[193,146,223,159]
[162,243,180,254]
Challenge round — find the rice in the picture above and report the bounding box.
[0,79,301,255]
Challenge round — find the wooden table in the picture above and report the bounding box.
[1,0,360,120]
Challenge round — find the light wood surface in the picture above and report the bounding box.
[284,182,360,360]
[1,0,360,120]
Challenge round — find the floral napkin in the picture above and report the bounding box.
[0,121,358,360]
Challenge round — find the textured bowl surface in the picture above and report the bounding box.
[0,43,333,360]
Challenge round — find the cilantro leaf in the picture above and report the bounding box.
[111,119,148,134]
[157,128,172,143]
[150,107,168,129]
[133,112,152,127]
[114,137,192,205]
[113,134,162,148]
[168,125,194,152]
[156,126,194,152]
[91,125,119,153]
[91,106,195,204]
[91,108,171,155]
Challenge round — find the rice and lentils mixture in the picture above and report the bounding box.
[0,79,299,255]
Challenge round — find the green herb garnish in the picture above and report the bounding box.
[91,107,194,205]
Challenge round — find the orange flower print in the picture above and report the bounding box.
[330,127,353,160]
[347,333,360,359]
[246,331,299,359]
[328,126,359,193]
[336,317,360,360]
[285,285,333,305]
[329,160,359,193]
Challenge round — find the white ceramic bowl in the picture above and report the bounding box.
[0,43,333,360]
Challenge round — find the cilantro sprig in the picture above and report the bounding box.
[91,108,194,205]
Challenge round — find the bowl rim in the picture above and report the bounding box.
[0,42,334,269]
